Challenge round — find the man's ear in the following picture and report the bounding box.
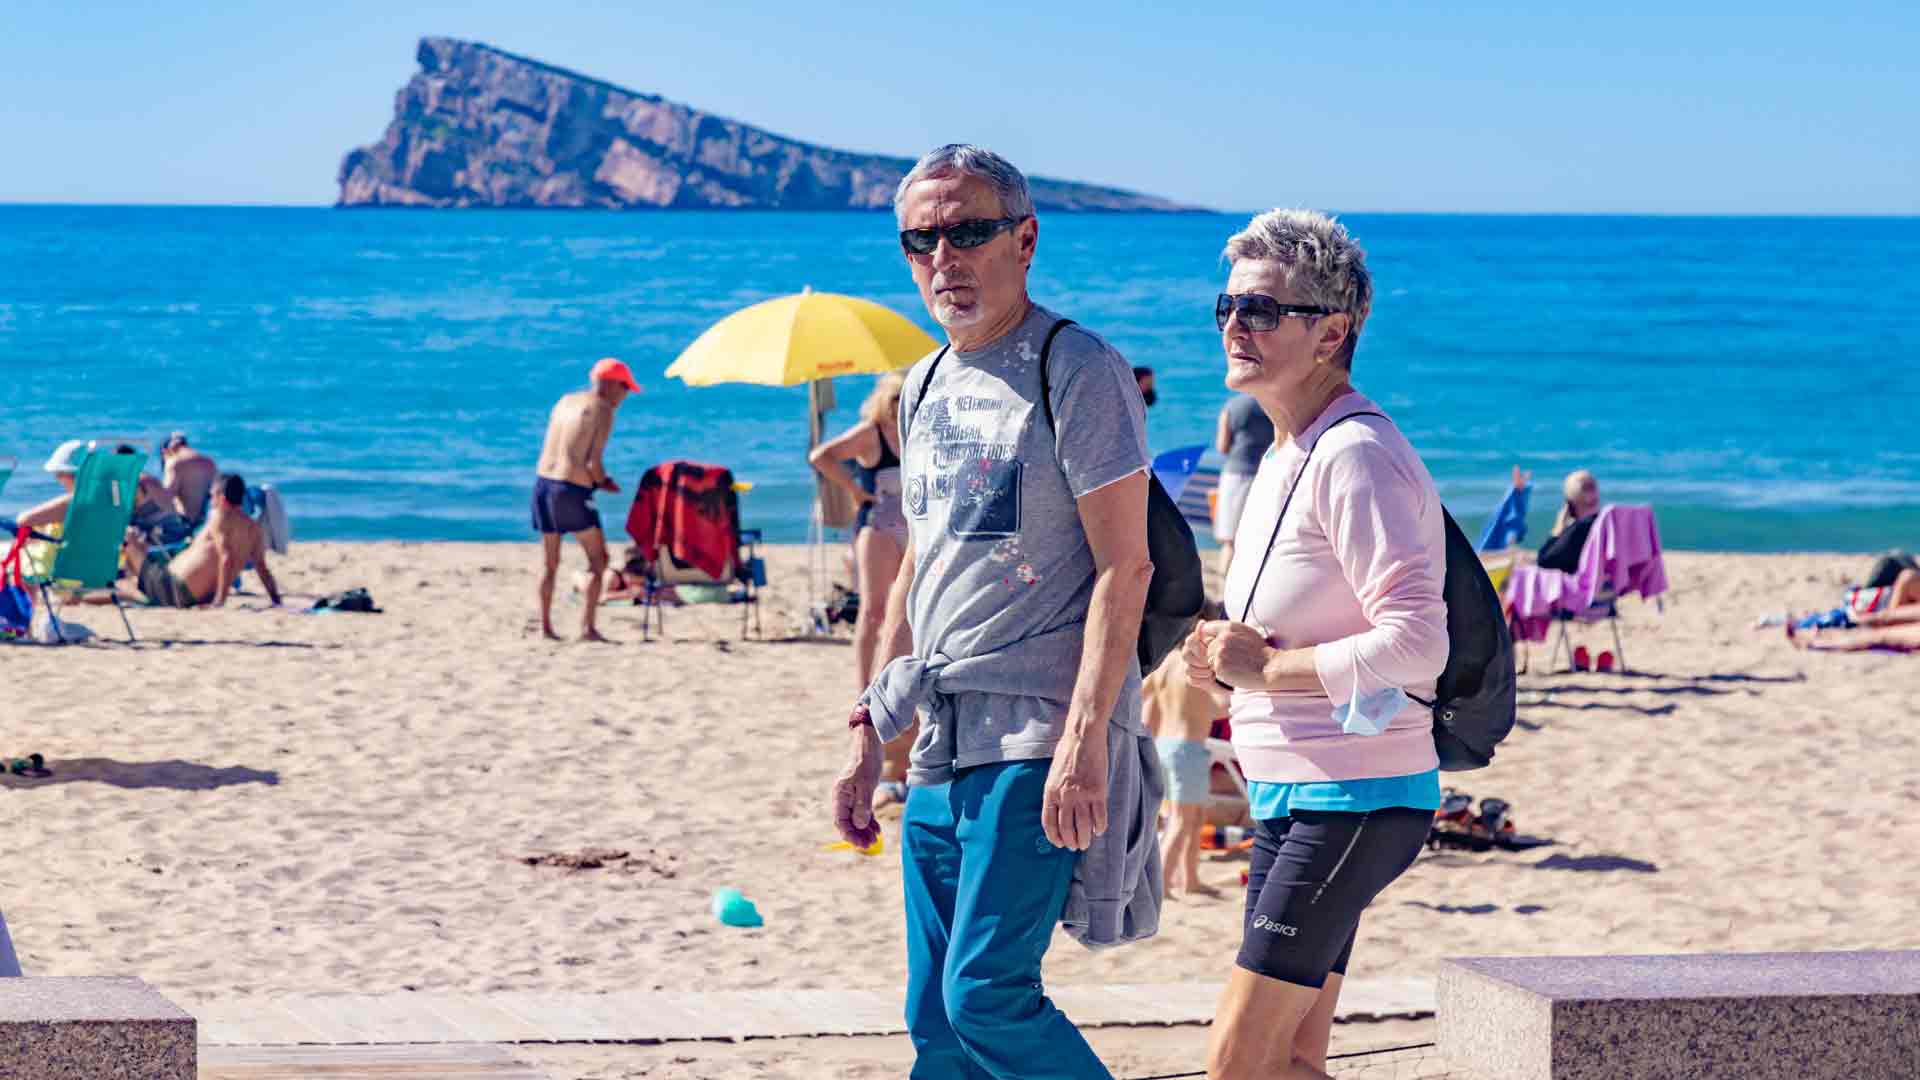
[1017,216,1038,268]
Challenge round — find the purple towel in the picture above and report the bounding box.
[1504,505,1668,643]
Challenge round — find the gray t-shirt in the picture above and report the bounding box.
[1221,393,1275,476]
[897,303,1151,775]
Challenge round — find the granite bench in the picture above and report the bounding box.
[1438,951,1920,1080]
[0,977,195,1079]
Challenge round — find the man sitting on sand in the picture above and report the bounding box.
[160,432,220,524]
[122,473,282,609]
[533,357,640,642]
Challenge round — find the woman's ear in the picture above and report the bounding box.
[1316,313,1351,363]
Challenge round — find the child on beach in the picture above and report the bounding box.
[1143,649,1224,897]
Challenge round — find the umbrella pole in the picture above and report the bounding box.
[806,377,830,635]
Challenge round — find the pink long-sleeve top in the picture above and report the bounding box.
[1221,392,1450,783]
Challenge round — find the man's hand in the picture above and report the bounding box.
[598,477,621,494]
[831,706,885,848]
[1042,727,1109,851]
[1202,620,1279,690]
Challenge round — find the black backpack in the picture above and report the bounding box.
[912,319,1204,672]
[1240,410,1515,771]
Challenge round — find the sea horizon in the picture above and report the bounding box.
[3,206,1916,554]
[6,202,1920,220]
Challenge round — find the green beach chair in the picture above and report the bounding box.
[24,443,148,644]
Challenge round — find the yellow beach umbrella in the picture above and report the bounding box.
[665,288,938,387]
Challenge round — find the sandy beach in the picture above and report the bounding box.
[4,542,1918,1076]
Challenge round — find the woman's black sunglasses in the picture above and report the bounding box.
[899,216,1029,256]
[1215,293,1334,332]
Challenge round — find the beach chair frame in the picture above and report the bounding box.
[638,528,764,642]
[1546,586,1628,674]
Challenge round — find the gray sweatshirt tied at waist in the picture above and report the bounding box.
[863,630,1163,949]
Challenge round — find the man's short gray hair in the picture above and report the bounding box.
[892,144,1035,225]
[1223,209,1373,368]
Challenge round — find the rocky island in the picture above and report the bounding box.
[340,38,1197,212]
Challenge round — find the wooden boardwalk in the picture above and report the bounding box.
[200,1042,548,1078]
[195,978,1435,1047]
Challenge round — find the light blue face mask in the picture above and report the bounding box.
[1332,686,1410,736]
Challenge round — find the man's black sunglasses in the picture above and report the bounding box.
[1215,293,1335,332]
[899,216,1029,256]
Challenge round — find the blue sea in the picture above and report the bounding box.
[3,206,1917,551]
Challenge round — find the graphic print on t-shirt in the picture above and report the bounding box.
[950,458,1022,538]
[912,383,1025,539]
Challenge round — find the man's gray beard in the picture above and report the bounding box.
[935,298,985,333]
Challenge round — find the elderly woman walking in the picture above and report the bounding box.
[1183,210,1449,1080]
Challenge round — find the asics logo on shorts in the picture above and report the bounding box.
[1251,914,1298,936]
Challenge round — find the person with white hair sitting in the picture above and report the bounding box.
[1536,469,1600,573]
[12,440,89,533]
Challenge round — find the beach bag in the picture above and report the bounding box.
[310,587,380,613]
[1240,410,1516,772]
[0,535,32,640]
[913,319,1205,672]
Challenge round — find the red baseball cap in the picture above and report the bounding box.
[589,357,642,393]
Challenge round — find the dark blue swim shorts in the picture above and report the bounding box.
[531,477,602,535]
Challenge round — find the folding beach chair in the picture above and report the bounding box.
[1540,504,1668,674]
[1547,584,1628,674]
[625,461,766,641]
[19,442,149,644]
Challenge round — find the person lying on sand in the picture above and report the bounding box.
[1784,617,1920,653]
[121,473,282,609]
[571,546,649,604]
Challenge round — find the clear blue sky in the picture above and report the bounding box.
[3,1,1915,213]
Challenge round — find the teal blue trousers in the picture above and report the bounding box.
[899,760,1113,1080]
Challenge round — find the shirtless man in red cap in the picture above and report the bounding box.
[533,357,640,642]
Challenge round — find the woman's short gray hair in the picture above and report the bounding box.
[1223,209,1373,368]
[892,144,1034,224]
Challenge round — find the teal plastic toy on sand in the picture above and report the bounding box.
[711,887,764,928]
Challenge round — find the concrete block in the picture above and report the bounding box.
[0,977,195,1079]
[1438,951,1920,1080]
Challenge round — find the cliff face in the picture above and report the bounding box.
[339,38,1195,212]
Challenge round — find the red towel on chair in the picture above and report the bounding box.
[626,462,739,580]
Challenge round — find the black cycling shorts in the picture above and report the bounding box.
[1237,807,1430,988]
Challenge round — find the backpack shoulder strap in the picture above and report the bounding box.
[1034,318,1077,434]
[909,343,951,433]
[906,317,1076,436]
[1236,408,1389,622]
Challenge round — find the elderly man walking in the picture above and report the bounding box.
[830,145,1159,1080]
